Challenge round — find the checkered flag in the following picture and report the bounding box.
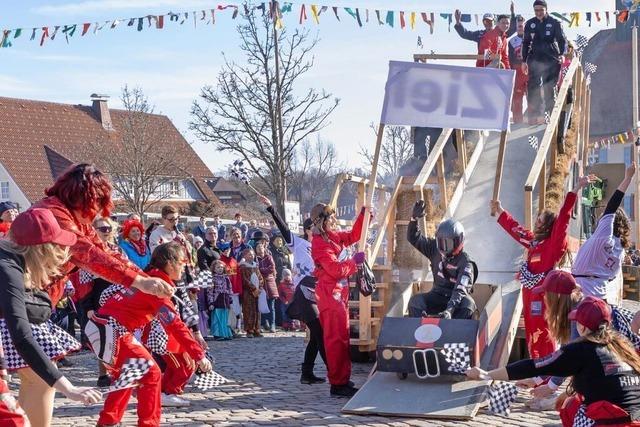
[440,343,471,374]
[229,159,251,185]
[584,62,597,76]
[544,111,550,124]
[193,370,229,391]
[528,136,539,150]
[112,358,153,390]
[573,405,595,427]
[612,307,640,351]
[190,270,215,289]
[488,381,518,416]
[575,34,589,56]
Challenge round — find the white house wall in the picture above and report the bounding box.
[0,161,32,210]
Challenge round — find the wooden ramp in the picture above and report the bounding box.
[342,280,522,419]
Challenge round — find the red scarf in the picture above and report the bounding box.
[127,238,148,257]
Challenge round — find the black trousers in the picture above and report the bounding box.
[527,58,561,119]
[302,318,327,372]
[407,289,475,319]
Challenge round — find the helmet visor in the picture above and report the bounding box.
[437,237,460,254]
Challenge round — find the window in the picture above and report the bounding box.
[624,194,635,221]
[598,148,608,163]
[625,146,633,166]
[169,181,180,196]
[0,182,9,200]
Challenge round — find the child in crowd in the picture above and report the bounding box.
[239,248,264,338]
[255,239,279,333]
[88,242,211,426]
[278,268,297,331]
[220,242,243,334]
[207,260,234,340]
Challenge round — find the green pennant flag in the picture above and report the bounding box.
[386,10,394,27]
[14,28,22,39]
[551,12,571,23]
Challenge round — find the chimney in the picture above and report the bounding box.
[90,93,114,131]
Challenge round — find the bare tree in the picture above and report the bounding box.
[289,137,342,214]
[360,124,413,185]
[87,86,191,217]
[190,9,339,216]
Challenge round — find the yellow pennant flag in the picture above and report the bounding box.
[618,134,625,144]
[569,12,580,27]
[276,15,284,29]
[410,11,416,30]
[311,5,320,24]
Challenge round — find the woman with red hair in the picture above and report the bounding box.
[119,219,151,270]
[31,163,172,306]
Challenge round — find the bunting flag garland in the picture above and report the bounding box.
[0,2,635,49]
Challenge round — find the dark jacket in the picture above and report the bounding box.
[196,240,220,271]
[407,219,475,312]
[522,14,567,63]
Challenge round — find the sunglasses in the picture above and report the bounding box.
[165,216,180,222]
[534,8,545,12]
[96,226,113,233]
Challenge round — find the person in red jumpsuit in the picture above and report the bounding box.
[31,163,173,307]
[88,242,211,427]
[478,14,511,69]
[310,204,366,398]
[491,174,595,362]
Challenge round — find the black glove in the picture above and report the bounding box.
[436,310,452,319]
[412,200,426,220]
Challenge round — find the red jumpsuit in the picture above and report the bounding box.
[478,28,510,69]
[0,378,26,427]
[497,191,577,359]
[97,269,204,427]
[32,196,140,305]
[311,211,364,386]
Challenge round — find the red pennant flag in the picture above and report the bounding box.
[299,4,307,24]
[157,15,164,29]
[400,11,406,29]
[40,27,49,46]
[595,12,601,22]
[81,23,91,36]
[421,12,434,34]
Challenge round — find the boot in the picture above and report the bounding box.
[330,383,358,398]
[300,370,326,384]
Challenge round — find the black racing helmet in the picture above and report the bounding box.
[436,219,465,256]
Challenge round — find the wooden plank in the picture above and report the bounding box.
[524,59,579,191]
[551,127,558,169]
[456,129,467,171]
[437,155,448,211]
[491,130,509,216]
[369,177,402,264]
[524,189,534,230]
[349,301,384,308]
[583,88,592,163]
[329,173,346,208]
[413,128,453,191]
[339,174,391,192]
[350,318,381,326]
[538,159,546,211]
[413,53,484,61]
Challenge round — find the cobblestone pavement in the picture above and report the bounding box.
[25,332,560,426]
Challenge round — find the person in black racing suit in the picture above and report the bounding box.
[406,200,476,319]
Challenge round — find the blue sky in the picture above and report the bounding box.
[0,1,614,174]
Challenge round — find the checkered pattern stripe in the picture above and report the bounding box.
[99,284,126,307]
[0,319,81,370]
[144,319,169,356]
[174,287,199,329]
[78,269,95,284]
[612,307,640,351]
[573,404,595,427]
[192,370,229,391]
[488,381,518,417]
[112,358,153,390]
[519,263,546,289]
[440,343,471,374]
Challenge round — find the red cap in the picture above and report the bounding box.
[568,296,611,331]
[532,270,577,295]
[11,208,77,247]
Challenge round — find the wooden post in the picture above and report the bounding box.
[456,129,467,172]
[358,123,385,346]
[491,130,509,216]
[632,25,639,246]
[437,154,448,211]
[583,88,592,163]
[538,159,546,211]
[524,189,534,230]
[329,173,345,208]
[551,127,558,169]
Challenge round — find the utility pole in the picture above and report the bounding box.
[633,25,639,246]
[272,1,287,216]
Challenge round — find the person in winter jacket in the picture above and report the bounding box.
[522,0,568,125]
[256,239,279,332]
[407,202,476,319]
[30,163,173,306]
[0,201,18,238]
[467,296,640,427]
[119,219,151,270]
[278,269,296,331]
[219,242,243,335]
[239,248,264,337]
[230,227,249,261]
[197,227,221,271]
[492,174,595,361]
[260,196,327,385]
[311,203,366,398]
[206,260,234,340]
[233,213,248,240]
[90,242,211,427]
[149,205,196,284]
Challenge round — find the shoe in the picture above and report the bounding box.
[96,375,112,388]
[269,327,277,333]
[161,393,190,407]
[300,372,326,384]
[526,391,560,411]
[330,384,359,398]
[254,332,263,337]
[246,332,254,338]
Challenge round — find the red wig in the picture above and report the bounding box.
[45,163,114,218]
[122,219,144,240]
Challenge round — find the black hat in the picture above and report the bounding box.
[435,219,465,256]
[250,230,269,241]
[0,201,17,216]
[303,218,313,231]
[533,0,547,8]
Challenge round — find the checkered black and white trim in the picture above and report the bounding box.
[99,284,127,308]
[573,404,595,427]
[0,319,81,370]
[174,288,199,329]
[519,262,545,289]
[144,319,169,356]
